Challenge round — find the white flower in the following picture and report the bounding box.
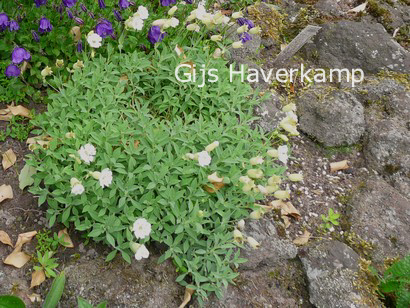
[99,168,113,188]
[249,26,262,35]
[41,66,53,78]
[71,183,85,195]
[87,31,102,48]
[89,171,101,180]
[187,23,200,32]
[278,145,288,165]
[288,173,303,182]
[247,169,264,179]
[236,25,248,34]
[237,219,245,230]
[233,229,243,243]
[169,17,179,28]
[125,16,144,30]
[250,156,264,165]
[232,41,243,49]
[213,48,222,59]
[267,149,278,158]
[197,151,211,167]
[195,5,207,20]
[282,103,296,112]
[210,35,222,42]
[134,244,150,260]
[136,6,149,20]
[78,143,96,164]
[168,6,178,16]
[208,172,223,183]
[152,19,168,27]
[133,218,152,239]
[239,176,252,184]
[274,190,290,200]
[232,11,243,19]
[205,141,219,152]
[247,236,260,249]
[72,60,84,70]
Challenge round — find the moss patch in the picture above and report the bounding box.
[247,2,284,40]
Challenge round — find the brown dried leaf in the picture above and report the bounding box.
[4,251,31,268]
[14,230,37,251]
[293,230,311,246]
[58,228,74,248]
[134,140,140,149]
[30,269,46,288]
[70,26,82,42]
[179,287,195,308]
[203,182,225,193]
[0,230,13,247]
[280,201,301,220]
[2,149,17,170]
[0,184,13,203]
[8,105,32,119]
[330,160,350,172]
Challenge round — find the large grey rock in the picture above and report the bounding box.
[239,219,298,270]
[303,21,410,73]
[314,0,355,17]
[296,86,366,146]
[253,93,286,133]
[299,240,370,308]
[364,117,410,174]
[349,177,410,263]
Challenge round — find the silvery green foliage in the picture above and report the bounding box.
[26,48,286,302]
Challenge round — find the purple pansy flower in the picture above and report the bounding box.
[8,20,19,31]
[77,40,83,52]
[5,64,20,78]
[32,30,40,42]
[0,13,9,31]
[113,9,122,21]
[148,26,166,44]
[118,0,130,10]
[11,47,31,64]
[161,0,176,6]
[98,0,106,9]
[237,18,255,29]
[38,17,53,33]
[240,32,252,43]
[62,0,77,8]
[34,0,47,7]
[95,19,113,38]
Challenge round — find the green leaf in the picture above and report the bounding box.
[0,295,26,308]
[19,164,36,190]
[105,250,117,262]
[77,297,93,308]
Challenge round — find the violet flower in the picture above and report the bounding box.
[237,18,254,29]
[5,64,20,77]
[38,17,53,33]
[98,0,106,9]
[77,40,83,52]
[32,30,40,42]
[148,26,166,44]
[8,20,19,31]
[113,9,122,21]
[95,19,113,38]
[11,47,31,64]
[185,0,193,3]
[0,13,9,31]
[80,3,87,12]
[34,0,47,7]
[67,9,74,19]
[74,16,84,25]
[240,32,252,43]
[118,0,130,10]
[161,0,176,6]
[62,0,77,8]
[88,11,95,19]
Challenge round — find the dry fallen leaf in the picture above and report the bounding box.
[58,228,74,248]
[330,160,350,172]
[179,287,195,308]
[8,105,32,118]
[30,269,46,288]
[293,230,311,246]
[2,149,17,170]
[0,230,13,247]
[26,135,52,150]
[69,26,82,42]
[348,1,367,13]
[271,200,301,228]
[0,184,13,203]
[14,230,37,250]
[28,293,41,303]
[134,140,140,149]
[4,251,31,268]
[203,182,225,193]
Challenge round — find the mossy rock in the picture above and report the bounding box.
[247,2,284,40]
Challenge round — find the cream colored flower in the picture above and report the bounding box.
[232,41,243,49]
[236,25,248,34]
[205,141,219,152]
[232,11,243,19]
[87,31,102,48]
[65,132,75,139]
[89,171,101,180]
[247,169,264,179]
[288,173,303,182]
[135,5,149,20]
[250,156,264,165]
[267,149,278,158]
[187,23,200,32]
[131,243,149,260]
[197,151,211,167]
[132,218,151,239]
[268,175,282,186]
[99,168,113,188]
[73,60,84,70]
[237,219,245,230]
[274,190,290,200]
[41,66,53,78]
[247,236,260,249]
[55,59,64,68]
[210,35,222,42]
[168,6,178,16]
[213,48,222,58]
[278,145,288,165]
[125,16,144,30]
[233,229,243,243]
[249,26,262,35]
[208,172,223,183]
[282,103,296,112]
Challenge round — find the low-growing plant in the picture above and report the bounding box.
[25,48,292,302]
[33,250,59,278]
[5,115,34,141]
[379,255,410,307]
[36,229,60,254]
[320,208,340,230]
[77,297,107,308]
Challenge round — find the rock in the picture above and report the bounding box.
[314,0,355,17]
[253,93,285,133]
[200,260,310,308]
[364,117,410,174]
[296,86,366,146]
[349,178,410,264]
[303,21,410,73]
[226,24,261,64]
[299,240,370,308]
[349,177,410,263]
[239,219,298,270]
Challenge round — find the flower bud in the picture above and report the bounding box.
[213,48,222,59]
[65,131,75,138]
[205,141,219,152]
[239,175,252,184]
[56,59,64,68]
[267,175,281,186]
[266,185,279,194]
[70,177,81,187]
[288,173,303,182]
[187,23,200,31]
[208,172,223,183]
[242,182,255,192]
[197,210,204,217]
[236,24,248,34]
[232,11,243,19]
[129,242,141,253]
[210,35,222,42]
[89,171,101,180]
[233,229,243,243]
[250,209,262,219]
[257,185,268,195]
[237,219,245,230]
[282,103,296,112]
[278,134,289,142]
[274,190,290,200]
[168,6,178,16]
[247,236,260,249]
[250,156,264,165]
[267,149,278,158]
[232,41,243,49]
[247,169,263,179]
[249,26,261,35]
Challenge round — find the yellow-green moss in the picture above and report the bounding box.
[247,3,284,40]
